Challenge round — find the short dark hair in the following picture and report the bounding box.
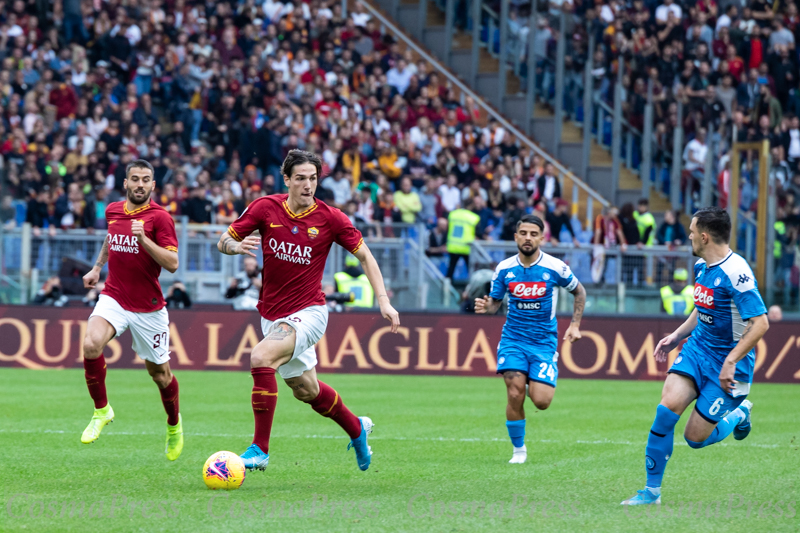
[281,149,322,179]
[125,159,154,178]
[638,197,649,206]
[693,207,731,244]
[516,214,544,232]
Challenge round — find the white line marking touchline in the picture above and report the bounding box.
[0,429,788,448]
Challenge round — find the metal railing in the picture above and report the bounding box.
[470,241,696,289]
[361,0,610,231]
[2,220,460,310]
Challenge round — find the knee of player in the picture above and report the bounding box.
[294,387,317,402]
[250,349,274,369]
[251,346,285,369]
[82,336,104,359]
[290,379,320,402]
[150,369,172,388]
[532,397,552,410]
[684,434,705,449]
[506,387,526,404]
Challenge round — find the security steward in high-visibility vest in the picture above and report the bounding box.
[334,254,374,308]
[633,198,656,246]
[660,267,695,315]
[445,206,481,280]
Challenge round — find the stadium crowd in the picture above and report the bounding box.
[0,0,685,254]
[0,0,540,239]
[0,0,794,300]
[504,0,800,300]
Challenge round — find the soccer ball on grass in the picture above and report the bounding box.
[203,451,246,490]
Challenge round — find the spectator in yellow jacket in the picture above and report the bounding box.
[394,177,422,223]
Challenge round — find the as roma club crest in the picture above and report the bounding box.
[308,227,319,239]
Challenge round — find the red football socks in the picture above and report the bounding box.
[159,375,180,426]
[251,367,278,452]
[309,380,362,439]
[83,355,108,409]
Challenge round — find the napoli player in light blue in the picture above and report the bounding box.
[475,215,586,464]
[622,207,769,505]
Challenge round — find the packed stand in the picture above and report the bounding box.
[494,0,799,300]
[0,0,603,287]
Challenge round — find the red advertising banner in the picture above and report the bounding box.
[0,306,798,383]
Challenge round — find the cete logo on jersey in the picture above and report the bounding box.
[509,281,547,299]
[694,284,715,309]
[308,227,319,239]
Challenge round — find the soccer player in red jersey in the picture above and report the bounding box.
[217,150,400,472]
[80,159,184,460]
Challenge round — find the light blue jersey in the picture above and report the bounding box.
[683,251,767,383]
[669,251,766,422]
[491,252,579,355]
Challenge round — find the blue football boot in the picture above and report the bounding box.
[347,417,374,471]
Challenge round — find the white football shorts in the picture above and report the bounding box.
[90,294,171,365]
[260,305,329,379]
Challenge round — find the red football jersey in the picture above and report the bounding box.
[101,200,179,312]
[227,194,364,320]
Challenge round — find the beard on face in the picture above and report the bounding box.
[127,185,150,205]
[517,243,537,257]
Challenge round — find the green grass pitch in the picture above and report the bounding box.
[0,368,797,532]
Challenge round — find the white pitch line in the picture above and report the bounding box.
[0,429,791,448]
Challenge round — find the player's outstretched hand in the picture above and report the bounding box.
[236,236,261,257]
[654,333,680,363]
[379,298,400,333]
[83,268,100,289]
[563,324,582,343]
[474,295,490,314]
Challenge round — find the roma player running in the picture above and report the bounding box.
[475,215,586,464]
[622,208,769,505]
[81,159,184,460]
[217,150,400,472]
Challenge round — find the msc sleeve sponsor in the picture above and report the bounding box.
[564,277,579,292]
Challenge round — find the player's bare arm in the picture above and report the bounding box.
[654,309,698,362]
[132,220,178,273]
[353,243,400,333]
[563,281,586,343]
[217,233,260,257]
[474,295,501,314]
[719,313,769,393]
[83,238,109,289]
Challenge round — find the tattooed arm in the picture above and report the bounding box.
[96,239,109,269]
[563,281,586,343]
[217,232,260,257]
[726,314,770,364]
[719,314,769,393]
[83,238,109,289]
